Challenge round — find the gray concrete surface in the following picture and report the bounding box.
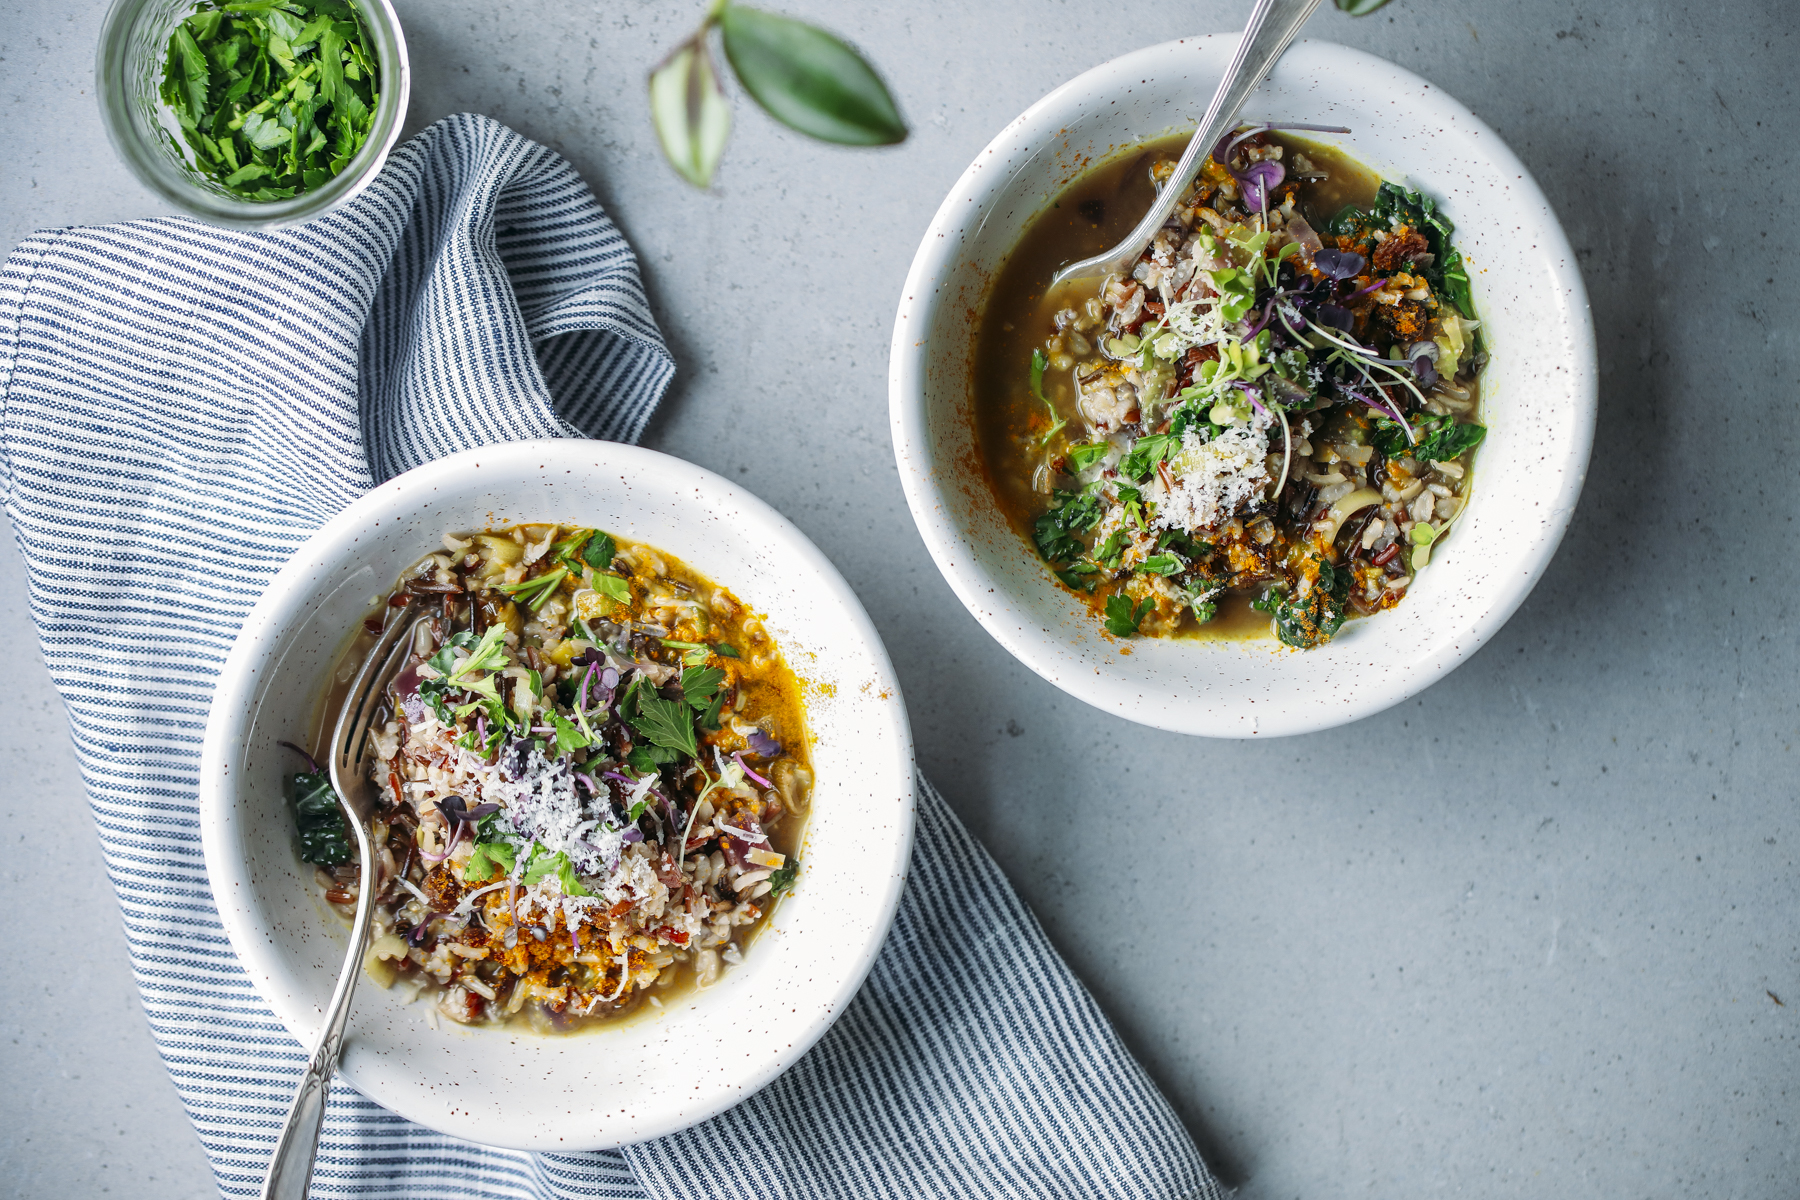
[3,1,1796,1196]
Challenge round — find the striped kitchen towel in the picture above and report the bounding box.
[0,113,1219,1200]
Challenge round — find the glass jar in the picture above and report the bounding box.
[94,0,411,230]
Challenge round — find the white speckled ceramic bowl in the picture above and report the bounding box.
[199,440,914,1150]
[889,37,1596,738]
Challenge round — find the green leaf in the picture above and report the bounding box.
[497,565,568,610]
[241,110,290,149]
[718,5,906,147]
[317,27,347,106]
[288,770,350,865]
[1334,0,1396,13]
[583,531,618,570]
[712,642,740,659]
[1032,483,1108,567]
[767,859,799,898]
[463,839,516,882]
[446,625,508,683]
[680,665,726,708]
[626,746,664,775]
[1066,442,1110,472]
[1139,553,1183,576]
[521,847,594,897]
[699,689,726,731]
[1028,348,1066,441]
[649,34,732,187]
[590,573,632,606]
[1103,593,1152,637]
[168,25,211,119]
[1120,433,1179,481]
[551,711,590,756]
[1413,420,1486,463]
[630,692,700,759]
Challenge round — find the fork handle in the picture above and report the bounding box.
[261,818,375,1199]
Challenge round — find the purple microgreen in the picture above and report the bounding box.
[1312,248,1365,281]
[733,751,773,789]
[1237,159,1284,210]
[1314,303,1354,332]
[277,739,322,774]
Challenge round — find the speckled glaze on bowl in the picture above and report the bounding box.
[199,441,914,1150]
[889,37,1596,738]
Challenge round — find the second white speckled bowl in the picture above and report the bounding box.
[199,440,914,1149]
[889,37,1596,738]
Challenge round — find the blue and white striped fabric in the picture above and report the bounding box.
[0,113,1218,1200]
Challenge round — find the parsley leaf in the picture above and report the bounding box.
[590,573,632,606]
[463,839,517,883]
[629,692,699,759]
[1095,531,1127,570]
[521,847,593,897]
[1139,553,1183,576]
[1067,442,1111,472]
[583,532,618,570]
[680,666,726,708]
[625,746,666,775]
[1120,433,1180,481]
[158,1,380,202]
[1032,484,1108,567]
[1103,592,1153,637]
[550,711,590,756]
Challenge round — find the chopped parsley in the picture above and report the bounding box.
[158,0,380,201]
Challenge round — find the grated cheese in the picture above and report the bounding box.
[1149,411,1275,532]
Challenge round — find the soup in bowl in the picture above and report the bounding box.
[888,36,1595,738]
[199,440,913,1150]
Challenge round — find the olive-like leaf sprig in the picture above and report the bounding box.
[649,0,906,188]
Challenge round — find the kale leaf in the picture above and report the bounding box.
[1368,181,1474,317]
[767,859,800,898]
[1257,559,1351,649]
[1032,484,1108,567]
[1373,414,1486,462]
[288,769,350,866]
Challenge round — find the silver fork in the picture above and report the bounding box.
[262,599,424,1200]
[1052,0,1324,287]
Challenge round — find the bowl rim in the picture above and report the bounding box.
[198,439,915,1148]
[94,0,412,230]
[887,35,1597,739]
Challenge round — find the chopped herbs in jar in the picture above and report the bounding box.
[159,0,380,201]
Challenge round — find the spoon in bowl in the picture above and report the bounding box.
[1052,0,1325,288]
[261,600,423,1200]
